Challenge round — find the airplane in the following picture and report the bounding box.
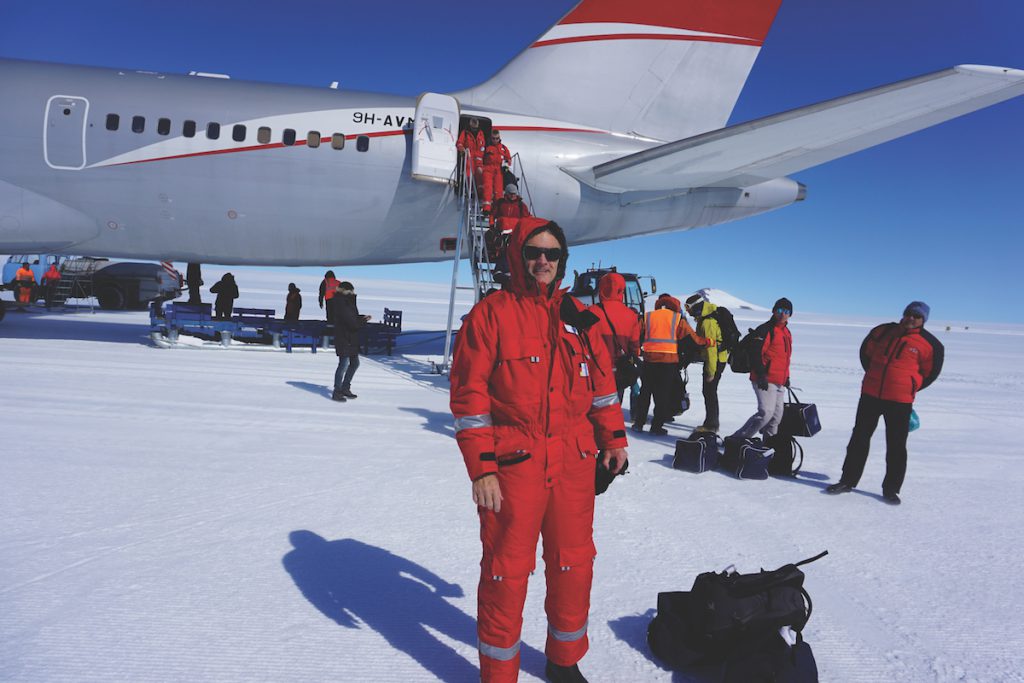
[1,0,1022,270]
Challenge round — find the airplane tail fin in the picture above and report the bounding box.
[455,0,782,141]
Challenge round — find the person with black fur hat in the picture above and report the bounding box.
[450,217,629,683]
[730,297,793,440]
[826,301,944,505]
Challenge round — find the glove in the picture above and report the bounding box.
[785,377,791,388]
[756,376,769,391]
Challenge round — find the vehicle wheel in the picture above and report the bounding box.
[96,285,125,310]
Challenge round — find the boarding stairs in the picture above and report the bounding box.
[50,257,100,312]
[438,153,534,373]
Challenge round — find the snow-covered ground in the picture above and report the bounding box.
[2,270,1023,682]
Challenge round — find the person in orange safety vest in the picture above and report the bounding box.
[632,295,710,436]
[481,129,512,213]
[318,270,340,321]
[450,217,628,683]
[14,262,35,309]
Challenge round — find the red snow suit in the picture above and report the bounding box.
[859,322,943,403]
[450,217,628,682]
[457,128,486,193]
[481,141,512,210]
[587,272,641,362]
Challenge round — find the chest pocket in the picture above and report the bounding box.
[559,326,597,394]
[492,335,547,406]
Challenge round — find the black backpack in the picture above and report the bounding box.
[730,326,766,374]
[707,306,740,353]
[648,551,828,670]
[766,433,804,476]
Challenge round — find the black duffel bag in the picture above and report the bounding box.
[648,551,828,669]
[722,436,775,480]
[779,386,821,437]
[673,432,721,473]
[766,433,804,476]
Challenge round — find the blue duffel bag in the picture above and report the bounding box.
[673,432,721,473]
[722,437,775,480]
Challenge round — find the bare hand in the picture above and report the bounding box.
[600,447,628,475]
[472,474,502,512]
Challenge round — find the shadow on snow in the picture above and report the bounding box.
[282,532,546,681]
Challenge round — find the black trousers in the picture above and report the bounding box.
[840,394,913,494]
[702,363,725,431]
[633,362,678,430]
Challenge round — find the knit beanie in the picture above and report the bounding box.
[903,301,930,323]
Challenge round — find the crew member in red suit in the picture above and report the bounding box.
[485,183,532,281]
[587,272,642,403]
[451,217,629,683]
[456,117,486,198]
[481,129,512,213]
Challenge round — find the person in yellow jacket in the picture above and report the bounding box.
[14,262,35,310]
[632,295,709,436]
[686,294,730,434]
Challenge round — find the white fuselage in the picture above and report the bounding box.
[0,59,802,265]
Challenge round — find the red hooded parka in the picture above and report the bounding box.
[450,217,628,682]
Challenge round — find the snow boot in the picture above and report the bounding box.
[331,391,347,402]
[649,426,668,436]
[341,389,357,399]
[545,659,589,683]
[825,482,853,495]
[882,491,901,505]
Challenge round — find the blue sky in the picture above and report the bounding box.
[2,1,1022,323]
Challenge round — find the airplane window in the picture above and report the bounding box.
[207,122,221,140]
[331,134,345,150]
[157,118,171,136]
[183,120,196,138]
[132,116,145,133]
[282,129,296,146]
[105,114,119,131]
[356,135,369,152]
[232,125,246,142]
[257,127,271,144]
[307,131,321,148]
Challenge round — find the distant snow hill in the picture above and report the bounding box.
[694,287,768,311]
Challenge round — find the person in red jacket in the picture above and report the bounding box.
[730,298,793,440]
[456,117,486,198]
[485,184,532,283]
[587,272,642,403]
[826,301,944,504]
[481,129,512,213]
[450,217,628,683]
[41,263,62,309]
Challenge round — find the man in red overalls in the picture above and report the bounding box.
[451,217,629,682]
[457,117,486,199]
[481,129,511,214]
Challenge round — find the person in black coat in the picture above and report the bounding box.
[329,281,370,402]
[285,283,302,321]
[210,273,239,320]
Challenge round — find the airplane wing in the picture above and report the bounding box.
[565,65,1024,192]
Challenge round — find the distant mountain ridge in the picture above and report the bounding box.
[694,287,768,311]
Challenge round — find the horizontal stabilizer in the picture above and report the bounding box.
[566,65,1024,192]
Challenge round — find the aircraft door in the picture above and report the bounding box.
[44,95,89,170]
[411,93,459,183]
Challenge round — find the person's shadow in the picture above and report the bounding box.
[282,531,545,681]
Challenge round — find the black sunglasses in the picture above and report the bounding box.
[523,245,563,261]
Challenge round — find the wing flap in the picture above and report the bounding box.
[570,65,1024,192]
